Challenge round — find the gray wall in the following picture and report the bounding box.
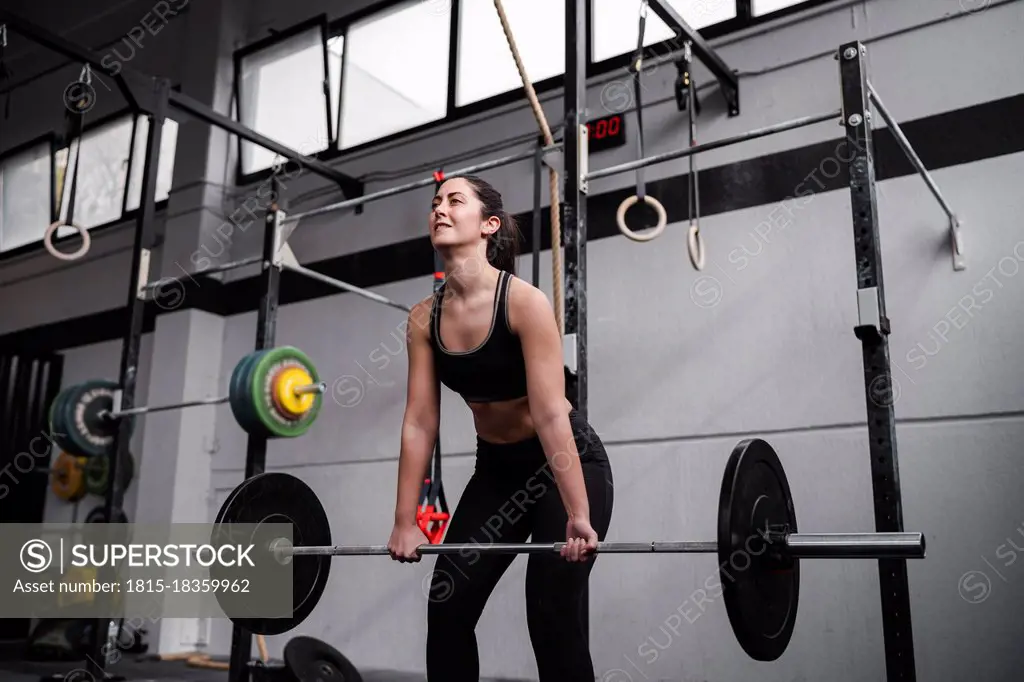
[1,0,1022,679]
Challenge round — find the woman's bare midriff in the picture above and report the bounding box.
[467,395,574,444]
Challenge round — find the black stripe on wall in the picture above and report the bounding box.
[2,93,1022,355]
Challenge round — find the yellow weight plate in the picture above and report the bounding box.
[51,452,87,502]
[273,367,315,418]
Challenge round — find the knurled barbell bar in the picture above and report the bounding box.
[270,533,922,560]
[100,379,325,418]
[209,438,927,662]
[48,347,327,458]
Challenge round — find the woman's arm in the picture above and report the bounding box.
[394,298,441,526]
[510,280,591,524]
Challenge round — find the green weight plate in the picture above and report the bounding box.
[229,351,256,434]
[62,380,133,458]
[242,351,275,437]
[228,352,254,430]
[59,384,88,457]
[230,351,271,437]
[249,347,322,438]
[50,388,79,456]
[242,350,276,437]
[83,451,136,497]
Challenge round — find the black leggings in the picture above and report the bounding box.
[426,410,614,682]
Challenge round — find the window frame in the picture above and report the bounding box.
[233,14,333,178]
[232,0,840,186]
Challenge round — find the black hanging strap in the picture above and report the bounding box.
[684,43,701,235]
[630,3,648,201]
[60,74,88,227]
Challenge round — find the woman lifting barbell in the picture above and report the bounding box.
[387,175,614,682]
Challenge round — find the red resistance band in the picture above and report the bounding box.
[417,477,450,545]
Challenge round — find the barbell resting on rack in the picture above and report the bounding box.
[48,346,328,458]
[209,438,926,662]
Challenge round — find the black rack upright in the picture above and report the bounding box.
[838,40,917,682]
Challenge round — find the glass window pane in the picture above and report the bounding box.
[591,0,736,63]
[339,0,450,149]
[0,143,52,252]
[328,35,344,140]
[66,117,134,230]
[456,0,565,107]
[239,27,329,175]
[753,0,804,15]
[126,116,180,211]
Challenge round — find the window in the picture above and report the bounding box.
[339,0,450,149]
[229,0,821,172]
[0,111,181,256]
[753,0,806,15]
[591,0,737,63]
[456,0,565,107]
[56,117,135,229]
[0,142,52,253]
[126,116,180,211]
[238,23,332,175]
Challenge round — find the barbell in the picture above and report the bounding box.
[48,346,327,458]
[209,438,926,662]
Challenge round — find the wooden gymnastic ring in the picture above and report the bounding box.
[44,221,91,261]
[616,195,667,243]
[687,223,706,271]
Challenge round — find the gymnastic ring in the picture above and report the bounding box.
[687,223,706,271]
[616,194,668,243]
[44,221,91,262]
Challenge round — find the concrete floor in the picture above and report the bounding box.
[0,657,535,681]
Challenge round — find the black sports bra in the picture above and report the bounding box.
[429,271,528,403]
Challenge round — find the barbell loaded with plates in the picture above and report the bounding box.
[48,346,327,458]
[210,438,927,662]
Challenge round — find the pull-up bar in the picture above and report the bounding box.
[587,109,842,182]
[280,142,563,226]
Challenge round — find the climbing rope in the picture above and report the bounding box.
[492,0,563,334]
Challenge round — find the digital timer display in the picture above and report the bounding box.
[586,113,627,153]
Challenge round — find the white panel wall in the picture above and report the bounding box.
[2,0,1022,678]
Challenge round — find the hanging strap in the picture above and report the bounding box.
[686,43,699,232]
[683,43,706,270]
[631,2,648,201]
[60,65,96,226]
[614,1,667,244]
